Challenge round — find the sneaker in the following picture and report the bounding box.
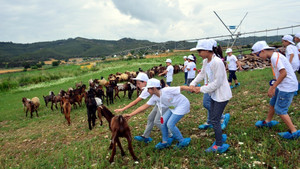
[234,83,240,88]
[212,134,227,146]
[230,85,234,89]
[221,113,230,130]
[197,84,201,87]
[205,144,230,153]
[167,137,174,146]
[134,136,153,143]
[174,138,191,149]
[255,120,279,128]
[198,123,213,130]
[278,130,300,139]
[155,142,170,150]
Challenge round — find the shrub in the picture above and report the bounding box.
[52,61,61,66]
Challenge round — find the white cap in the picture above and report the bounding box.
[190,39,213,51]
[166,59,172,63]
[132,72,149,82]
[209,39,217,47]
[294,33,300,38]
[183,56,187,59]
[226,48,232,53]
[282,35,295,45]
[251,41,275,53]
[144,78,161,89]
[187,55,194,60]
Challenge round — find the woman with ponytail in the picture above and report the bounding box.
[124,78,192,149]
[190,39,232,154]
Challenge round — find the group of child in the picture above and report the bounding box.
[114,35,300,154]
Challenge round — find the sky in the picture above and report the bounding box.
[1,0,300,44]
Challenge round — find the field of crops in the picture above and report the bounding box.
[0,51,299,168]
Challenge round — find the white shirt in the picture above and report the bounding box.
[226,55,238,71]
[187,61,196,79]
[297,42,300,50]
[147,87,190,115]
[285,44,300,71]
[166,65,174,82]
[139,88,150,100]
[190,55,232,102]
[184,60,189,72]
[271,52,298,92]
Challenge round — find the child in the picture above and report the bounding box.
[186,55,197,86]
[159,59,174,86]
[252,41,300,139]
[282,35,300,72]
[193,40,230,131]
[182,56,188,85]
[293,33,300,93]
[114,72,170,143]
[124,78,192,149]
[190,39,231,153]
[225,48,243,89]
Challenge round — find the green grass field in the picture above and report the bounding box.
[0,52,299,168]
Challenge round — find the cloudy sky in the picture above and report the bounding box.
[1,0,300,43]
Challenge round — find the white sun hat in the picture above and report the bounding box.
[294,33,300,38]
[209,39,218,47]
[144,78,161,89]
[251,41,275,53]
[282,35,295,45]
[132,72,149,82]
[183,56,187,59]
[166,59,172,63]
[226,48,233,53]
[190,39,213,51]
[187,55,194,60]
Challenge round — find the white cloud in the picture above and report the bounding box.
[0,0,299,43]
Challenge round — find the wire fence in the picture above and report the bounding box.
[110,24,300,58]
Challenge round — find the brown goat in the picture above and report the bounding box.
[62,96,71,126]
[98,105,138,163]
[22,97,40,118]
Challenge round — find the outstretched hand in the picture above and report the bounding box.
[123,114,132,121]
[192,87,201,94]
[114,108,124,113]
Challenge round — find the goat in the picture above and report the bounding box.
[61,95,71,125]
[98,105,138,163]
[43,91,54,107]
[115,82,135,100]
[85,89,104,130]
[22,97,40,118]
[105,85,114,105]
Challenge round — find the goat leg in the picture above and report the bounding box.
[116,137,125,156]
[97,107,103,126]
[109,132,118,163]
[126,135,138,161]
[36,109,39,117]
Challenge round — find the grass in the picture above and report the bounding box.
[0,51,299,168]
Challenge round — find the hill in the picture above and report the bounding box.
[0,37,157,68]
[0,35,284,68]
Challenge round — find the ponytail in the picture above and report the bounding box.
[160,79,166,89]
[213,44,223,59]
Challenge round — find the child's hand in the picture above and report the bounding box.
[193,87,201,94]
[123,114,132,121]
[267,86,275,98]
[114,108,124,112]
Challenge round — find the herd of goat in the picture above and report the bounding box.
[21,63,183,163]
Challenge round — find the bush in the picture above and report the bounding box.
[52,61,61,66]
[31,65,38,69]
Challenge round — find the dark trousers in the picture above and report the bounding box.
[209,99,228,146]
[184,72,188,84]
[228,70,237,83]
[167,82,171,86]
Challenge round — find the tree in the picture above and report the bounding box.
[52,60,61,66]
